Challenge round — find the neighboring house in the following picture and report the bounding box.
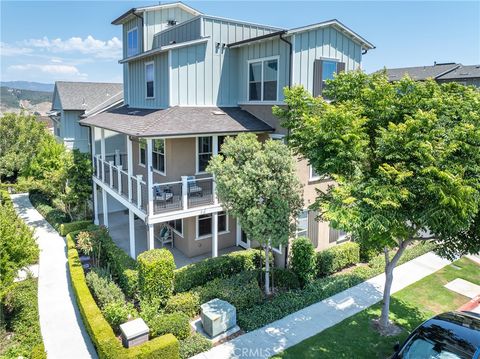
[79,2,374,267]
[383,62,480,87]
[49,82,123,152]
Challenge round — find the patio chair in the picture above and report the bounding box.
[187,176,203,197]
[155,224,173,248]
[154,185,174,203]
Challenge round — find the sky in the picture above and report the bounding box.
[1,0,479,84]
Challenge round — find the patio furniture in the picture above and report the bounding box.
[187,176,203,196]
[154,185,174,203]
[155,224,173,248]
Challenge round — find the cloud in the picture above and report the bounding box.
[0,42,33,56]
[8,64,87,78]
[24,35,122,59]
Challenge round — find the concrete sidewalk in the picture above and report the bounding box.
[12,194,97,359]
[192,252,451,359]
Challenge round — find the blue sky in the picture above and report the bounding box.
[1,1,479,84]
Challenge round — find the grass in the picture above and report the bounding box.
[273,257,480,359]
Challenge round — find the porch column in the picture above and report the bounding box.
[128,209,136,258]
[212,212,218,258]
[127,136,133,202]
[236,218,242,247]
[91,127,96,168]
[146,138,154,216]
[102,187,108,228]
[100,128,106,181]
[147,223,155,250]
[93,183,99,225]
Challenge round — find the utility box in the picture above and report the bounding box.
[200,298,236,338]
[120,318,149,348]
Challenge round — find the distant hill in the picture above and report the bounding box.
[0,86,52,115]
[0,81,54,92]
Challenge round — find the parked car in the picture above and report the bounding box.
[391,311,480,358]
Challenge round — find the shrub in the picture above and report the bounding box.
[85,269,125,309]
[29,189,71,229]
[257,268,301,291]
[165,292,200,318]
[289,237,317,286]
[60,220,92,236]
[76,231,93,256]
[174,249,266,293]
[148,312,191,340]
[122,269,139,299]
[179,333,212,359]
[316,242,360,277]
[66,233,180,359]
[103,301,137,333]
[138,249,175,302]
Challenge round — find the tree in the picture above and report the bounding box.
[274,72,480,332]
[62,150,92,220]
[207,133,303,295]
[0,112,48,181]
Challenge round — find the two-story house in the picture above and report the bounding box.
[80,2,374,267]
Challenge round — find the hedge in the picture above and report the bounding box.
[29,190,70,229]
[174,249,266,293]
[316,242,360,277]
[66,233,179,359]
[60,220,93,236]
[179,333,212,359]
[165,292,200,318]
[138,249,175,302]
[148,312,191,340]
[289,237,317,286]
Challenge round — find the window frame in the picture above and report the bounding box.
[151,138,166,175]
[145,61,155,99]
[195,211,229,240]
[296,209,309,238]
[168,219,183,237]
[320,58,338,90]
[309,165,321,182]
[127,27,138,57]
[139,139,146,167]
[247,55,280,103]
[196,136,214,174]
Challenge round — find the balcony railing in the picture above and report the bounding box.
[94,155,217,216]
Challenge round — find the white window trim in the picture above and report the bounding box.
[309,165,321,182]
[247,55,280,103]
[151,138,166,176]
[195,212,229,240]
[195,135,219,175]
[169,219,184,238]
[271,244,283,254]
[296,209,309,238]
[127,27,138,57]
[145,61,155,99]
[139,139,146,167]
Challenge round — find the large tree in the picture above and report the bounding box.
[274,72,480,332]
[207,133,303,295]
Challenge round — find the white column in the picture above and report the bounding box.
[212,212,218,258]
[109,161,114,187]
[236,218,241,247]
[115,149,120,166]
[117,165,123,194]
[102,188,108,228]
[127,136,133,202]
[91,127,96,170]
[100,129,106,181]
[146,138,154,217]
[128,209,136,258]
[181,176,188,209]
[136,175,143,208]
[213,175,218,205]
[147,223,155,250]
[93,183,99,225]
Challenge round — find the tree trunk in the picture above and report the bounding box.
[265,245,271,296]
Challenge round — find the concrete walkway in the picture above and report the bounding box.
[192,252,452,359]
[12,194,97,359]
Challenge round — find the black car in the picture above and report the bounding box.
[391,311,480,359]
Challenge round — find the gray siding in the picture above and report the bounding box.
[153,17,201,48]
[122,16,144,58]
[293,28,362,93]
[62,110,90,152]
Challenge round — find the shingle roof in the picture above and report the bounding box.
[383,63,460,81]
[437,64,480,79]
[53,82,123,112]
[79,106,274,137]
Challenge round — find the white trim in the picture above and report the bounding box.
[168,50,172,107]
[237,101,286,106]
[138,139,146,166]
[145,61,155,99]
[135,2,202,16]
[168,218,184,238]
[151,138,166,176]
[309,165,321,182]
[195,211,229,240]
[127,27,139,57]
[271,244,282,254]
[291,34,296,85]
[196,135,214,175]
[296,209,309,238]
[247,55,280,103]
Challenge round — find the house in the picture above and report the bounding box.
[383,62,480,87]
[79,1,374,267]
[49,82,123,152]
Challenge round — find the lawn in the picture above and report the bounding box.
[273,257,480,359]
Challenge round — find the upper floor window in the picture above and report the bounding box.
[127,28,138,57]
[145,62,155,98]
[313,59,345,97]
[139,138,165,174]
[139,139,146,165]
[248,57,278,102]
[296,210,308,238]
[197,136,225,173]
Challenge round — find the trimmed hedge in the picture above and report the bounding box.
[29,190,70,229]
[179,333,212,359]
[316,242,360,277]
[165,292,200,318]
[138,249,175,302]
[174,249,266,293]
[60,220,92,236]
[66,233,179,359]
[289,237,317,286]
[148,312,191,340]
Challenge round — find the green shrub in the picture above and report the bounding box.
[103,301,137,333]
[66,233,180,359]
[192,272,263,311]
[138,249,175,302]
[179,333,212,359]
[289,237,317,286]
[316,242,360,277]
[259,268,301,291]
[174,249,266,293]
[148,312,191,340]
[60,220,92,236]
[122,269,139,299]
[165,292,200,318]
[29,189,70,229]
[85,269,125,309]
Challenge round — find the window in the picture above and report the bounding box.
[197,136,212,173]
[139,139,146,165]
[310,165,320,181]
[127,28,138,57]
[152,139,165,173]
[145,62,154,98]
[322,60,337,89]
[248,57,278,102]
[197,211,228,238]
[269,134,286,144]
[168,219,183,236]
[313,59,345,97]
[296,210,308,238]
[217,136,226,155]
[329,225,348,243]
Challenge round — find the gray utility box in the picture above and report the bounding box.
[200,298,236,338]
[120,318,149,348]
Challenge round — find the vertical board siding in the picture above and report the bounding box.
[123,17,144,58]
[153,17,202,48]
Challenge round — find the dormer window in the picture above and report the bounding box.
[248,56,279,102]
[127,27,138,57]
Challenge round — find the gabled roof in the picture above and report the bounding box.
[79,106,274,137]
[52,82,123,112]
[383,63,461,81]
[112,2,202,25]
[437,64,480,80]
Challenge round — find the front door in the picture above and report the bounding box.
[236,219,250,248]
